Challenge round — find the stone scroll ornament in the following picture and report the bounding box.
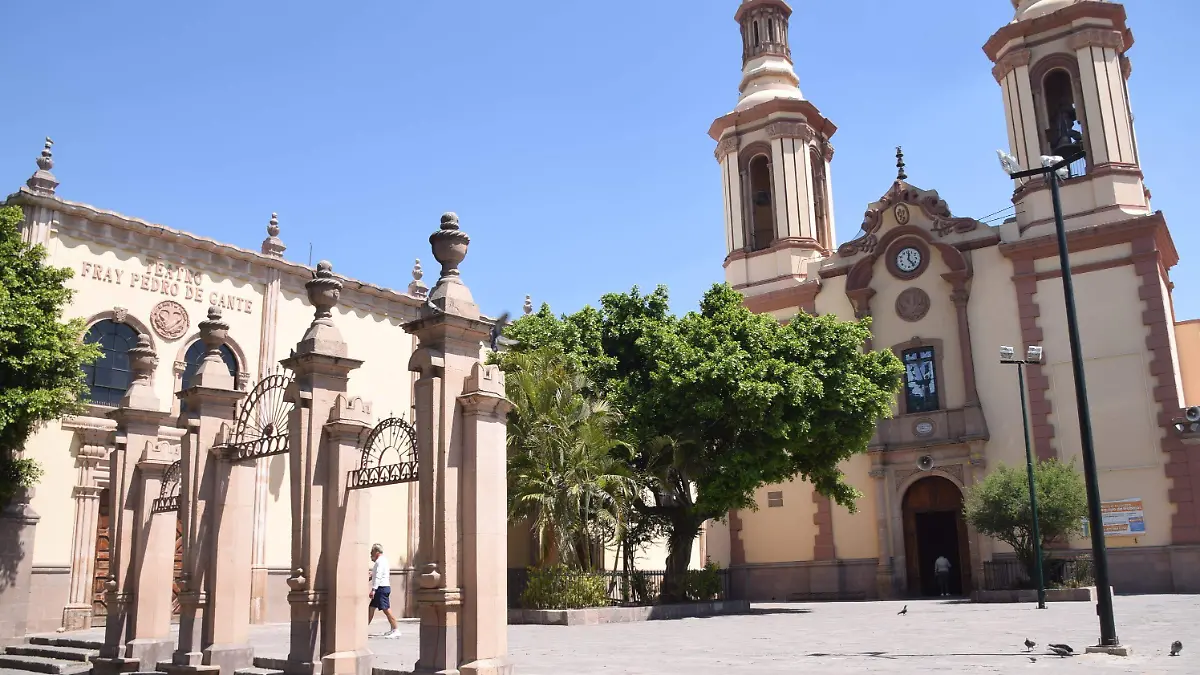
[150,300,190,340]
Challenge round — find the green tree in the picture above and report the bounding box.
[499,283,904,600]
[504,346,638,571]
[0,205,100,505]
[963,458,1088,580]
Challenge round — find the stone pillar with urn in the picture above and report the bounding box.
[168,308,246,675]
[94,335,173,675]
[406,213,514,675]
[279,260,369,675]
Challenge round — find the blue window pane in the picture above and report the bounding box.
[81,320,139,406]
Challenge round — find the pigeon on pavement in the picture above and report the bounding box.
[1049,646,1073,657]
[1048,643,1074,654]
[1024,639,1036,652]
[1171,640,1183,657]
[897,605,907,615]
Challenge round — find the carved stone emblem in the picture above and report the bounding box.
[150,300,190,340]
[113,306,129,324]
[913,419,935,437]
[895,288,931,322]
[894,203,910,226]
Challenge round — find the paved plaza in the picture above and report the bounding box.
[43,595,1197,674]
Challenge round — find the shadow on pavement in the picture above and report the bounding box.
[746,607,813,616]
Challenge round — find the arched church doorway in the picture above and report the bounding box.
[902,475,971,597]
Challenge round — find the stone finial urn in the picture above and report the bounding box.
[128,334,158,383]
[198,306,229,363]
[306,260,343,326]
[429,212,471,281]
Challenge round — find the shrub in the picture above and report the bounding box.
[683,562,723,601]
[520,565,610,610]
[629,570,657,605]
[0,456,43,508]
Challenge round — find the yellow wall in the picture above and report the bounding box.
[1178,320,1200,406]
[831,452,878,560]
[739,478,816,564]
[1035,258,1172,547]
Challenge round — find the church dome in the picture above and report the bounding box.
[1011,0,1087,22]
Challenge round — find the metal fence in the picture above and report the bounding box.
[507,567,731,609]
[981,556,1094,591]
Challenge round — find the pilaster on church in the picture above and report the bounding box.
[987,0,1151,235]
[712,0,839,301]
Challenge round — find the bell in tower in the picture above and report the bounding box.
[986,0,1151,234]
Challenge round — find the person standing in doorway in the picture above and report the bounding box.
[934,554,952,597]
[369,543,400,638]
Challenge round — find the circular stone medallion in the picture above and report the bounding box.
[894,203,911,226]
[151,300,190,340]
[914,420,935,437]
[895,287,931,322]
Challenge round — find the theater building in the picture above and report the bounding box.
[7,148,437,633]
[706,0,1200,599]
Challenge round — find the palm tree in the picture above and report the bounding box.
[504,347,637,572]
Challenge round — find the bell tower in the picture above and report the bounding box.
[711,0,838,299]
[986,0,1151,234]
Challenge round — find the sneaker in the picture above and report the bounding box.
[383,628,401,639]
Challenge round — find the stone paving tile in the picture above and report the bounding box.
[43,595,1199,673]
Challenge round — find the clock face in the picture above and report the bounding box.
[896,246,923,273]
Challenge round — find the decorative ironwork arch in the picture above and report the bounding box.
[348,416,418,489]
[152,460,181,513]
[227,372,294,462]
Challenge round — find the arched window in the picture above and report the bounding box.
[747,154,775,251]
[82,320,139,406]
[810,147,829,248]
[180,340,238,397]
[1042,69,1086,177]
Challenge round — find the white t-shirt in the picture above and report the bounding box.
[371,554,390,589]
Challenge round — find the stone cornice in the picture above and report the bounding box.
[714,137,740,162]
[5,187,424,313]
[1066,28,1126,52]
[709,97,837,142]
[765,122,815,142]
[991,48,1031,82]
[983,1,1128,62]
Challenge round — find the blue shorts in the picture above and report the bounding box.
[370,586,391,610]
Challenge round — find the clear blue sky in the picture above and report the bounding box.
[2,1,1197,322]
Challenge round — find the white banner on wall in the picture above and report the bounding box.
[1081,498,1146,537]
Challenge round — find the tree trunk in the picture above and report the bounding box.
[661,515,700,604]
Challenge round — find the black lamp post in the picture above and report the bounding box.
[1000,344,1047,610]
[999,149,1120,648]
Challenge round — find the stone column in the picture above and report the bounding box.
[252,213,287,624]
[458,364,513,675]
[868,455,892,600]
[320,396,373,675]
[126,441,179,670]
[0,487,40,648]
[405,213,513,675]
[61,419,117,631]
[169,308,245,675]
[202,445,256,675]
[96,335,172,675]
[279,261,364,675]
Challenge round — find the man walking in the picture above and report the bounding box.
[369,543,400,638]
[934,554,952,597]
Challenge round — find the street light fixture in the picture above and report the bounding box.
[998,148,1121,649]
[1000,344,1048,610]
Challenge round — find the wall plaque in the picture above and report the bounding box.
[151,300,190,340]
[895,287,931,322]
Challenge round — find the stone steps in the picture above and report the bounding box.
[0,654,93,675]
[4,646,97,663]
[26,639,103,652]
[235,668,284,675]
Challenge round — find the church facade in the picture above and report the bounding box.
[708,0,1200,600]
